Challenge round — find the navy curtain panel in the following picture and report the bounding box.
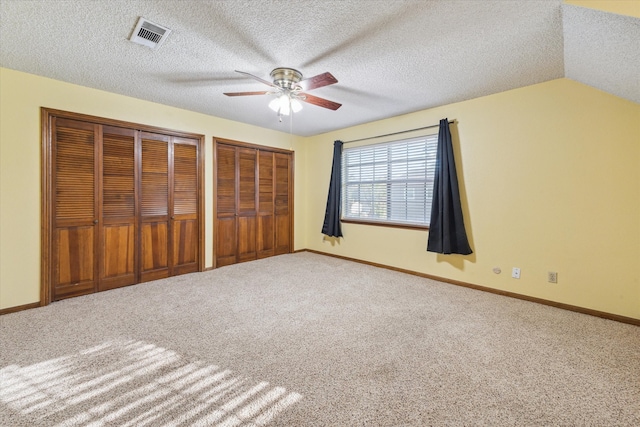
[321,140,344,237]
[427,119,472,255]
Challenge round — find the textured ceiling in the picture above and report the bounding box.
[563,5,640,104]
[0,0,637,136]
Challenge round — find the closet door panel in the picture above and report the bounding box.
[216,217,237,267]
[216,145,237,214]
[54,226,96,299]
[257,216,274,259]
[172,219,197,274]
[102,128,135,217]
[237,148,257,262]
[141,222,168,281]
[238,149,257,212]
[100,126,136,290]
[52,118,98,300]
[141,138,169,216]
[54,120,96,220]
[215,144,237,267]
[274,153,292,255]
[275,215,291,254]
[172,141,198,274]
[173,142,198,216]
[140,134,169,282]
[257,151,275,258]
[102,225,134,278]
[237,217,257,262]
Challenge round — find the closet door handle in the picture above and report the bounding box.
[93,219,98,224]
[171,216,175,220]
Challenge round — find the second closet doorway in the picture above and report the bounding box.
[214,138,293,267]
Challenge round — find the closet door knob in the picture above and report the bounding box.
[93,219,98,224]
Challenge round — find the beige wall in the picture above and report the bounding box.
[304,79,640,320]
[0,67,306,310]
[565,0,640,18]
[2,68,639,321]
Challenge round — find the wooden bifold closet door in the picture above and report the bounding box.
[100,126,137,291]
[214,140,293,268]
[140,133,199,282]
[44,109,203,303]
[51,118,100,299]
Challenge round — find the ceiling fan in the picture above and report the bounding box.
[224,68,342,118]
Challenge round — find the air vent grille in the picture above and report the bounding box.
[129,17,171,49]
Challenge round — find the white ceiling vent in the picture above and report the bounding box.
[129,17,171,49]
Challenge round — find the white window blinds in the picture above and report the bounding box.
[342,134,437,227]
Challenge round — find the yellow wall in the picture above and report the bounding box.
[565,0,640,18]
[305,79,640,320]
[2,67,639,321]
[0,67,306,310]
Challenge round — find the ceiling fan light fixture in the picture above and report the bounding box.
[268,93,302,116]
[269,95,289,115]
[291,98,303,113]
[268,97,280,112]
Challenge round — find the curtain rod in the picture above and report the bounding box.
[343,120,456,144]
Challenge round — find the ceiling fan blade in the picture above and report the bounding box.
[235,70,277,88]
[224,91,272,97]
[300,93,342,110]
[297,72,338,91]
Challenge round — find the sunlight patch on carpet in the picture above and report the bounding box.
[0,340,302,426]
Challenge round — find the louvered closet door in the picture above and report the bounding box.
[214,141,293,267]
[140,133,170,282]
[274,152,292,255]
[172,138,199,275]
[257,151,275,259]
[99,126,136,291]
[237,148,258,263]
[215,144,238,267]
[52,118,99,300]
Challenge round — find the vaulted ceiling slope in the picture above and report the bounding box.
[0,1,638,136]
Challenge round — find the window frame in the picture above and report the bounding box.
[340,133,437,231]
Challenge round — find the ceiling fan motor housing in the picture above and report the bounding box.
[270,68,302,90]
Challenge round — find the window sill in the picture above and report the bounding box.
[341,218,429,231]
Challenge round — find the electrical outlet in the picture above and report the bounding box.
[512,267,521,279]
[548,272,558,283]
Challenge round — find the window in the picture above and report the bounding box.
[341,134,437,228]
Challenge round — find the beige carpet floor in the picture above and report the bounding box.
[1,252,639,426]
